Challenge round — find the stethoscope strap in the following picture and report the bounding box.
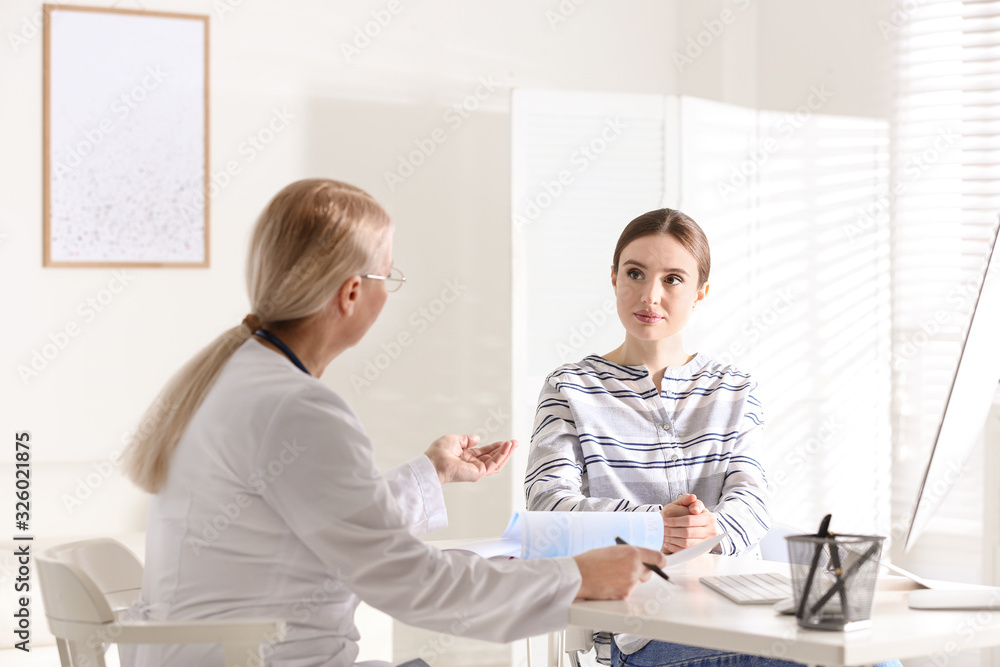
[253,329,311,376]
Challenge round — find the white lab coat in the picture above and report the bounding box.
[127,340,581,667]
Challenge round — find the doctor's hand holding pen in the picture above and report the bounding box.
[574,544,667,600]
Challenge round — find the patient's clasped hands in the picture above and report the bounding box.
[661,493,719,554]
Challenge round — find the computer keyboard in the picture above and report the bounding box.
[699,572,793,604]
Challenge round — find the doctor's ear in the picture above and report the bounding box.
[337,276,363,315]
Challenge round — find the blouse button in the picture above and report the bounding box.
[662,423,670,431]
[670,454,680,462]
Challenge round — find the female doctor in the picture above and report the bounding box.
[122,179,664,667]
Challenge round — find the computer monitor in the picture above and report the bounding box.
[905,219,1000,552]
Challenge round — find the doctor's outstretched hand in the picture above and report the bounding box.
[425,435,517,484]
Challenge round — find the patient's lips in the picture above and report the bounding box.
[634,310,663,324]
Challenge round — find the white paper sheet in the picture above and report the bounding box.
[663,534,726,568]
[443,511,663,559]
[442,512,726,566]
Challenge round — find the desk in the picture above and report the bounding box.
[568,555,1000,666]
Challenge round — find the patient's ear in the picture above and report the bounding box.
[696,282,710,306]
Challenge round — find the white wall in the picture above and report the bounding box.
[676,0,892,117]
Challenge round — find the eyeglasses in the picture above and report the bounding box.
[360,265,406,292]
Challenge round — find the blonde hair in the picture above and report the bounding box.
[124,179,392,493]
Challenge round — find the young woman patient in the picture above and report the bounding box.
[525,208,777,667]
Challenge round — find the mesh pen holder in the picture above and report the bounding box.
[785,533,884,631]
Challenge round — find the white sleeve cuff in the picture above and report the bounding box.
[406,454,449,534]
[554,555,583,602]
[381,454,448,535]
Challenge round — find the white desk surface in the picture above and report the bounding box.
[570,555,1000,666]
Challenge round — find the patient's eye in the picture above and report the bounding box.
[665,275,684,286]
[627,268,644,280]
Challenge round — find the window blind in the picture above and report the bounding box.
[890,0,999,574]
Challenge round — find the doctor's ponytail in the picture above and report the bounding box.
[124,179,391,493]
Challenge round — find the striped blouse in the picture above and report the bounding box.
[524,353,772,660]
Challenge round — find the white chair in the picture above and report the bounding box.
[36,538,286,667]
[759,523,799,563]
[561,625,595,666]
[541,625,595,667]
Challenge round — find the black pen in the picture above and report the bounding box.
[798,514,832,620]
[615,536,670,583]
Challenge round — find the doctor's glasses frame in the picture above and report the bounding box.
[360,266,406,292]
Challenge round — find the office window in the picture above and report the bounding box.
[678,97,892,537]
[889,0,999,579]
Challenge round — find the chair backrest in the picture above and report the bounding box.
[759,523,800,563]
[38,537,286,667]
[37,539,144,633]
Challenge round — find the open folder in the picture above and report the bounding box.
[443,510,726,563]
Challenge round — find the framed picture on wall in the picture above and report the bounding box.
[43,4,210,267]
